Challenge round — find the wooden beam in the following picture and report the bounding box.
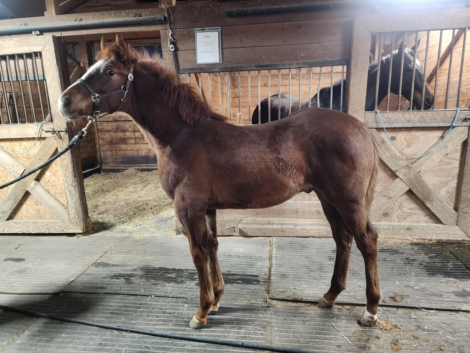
[174,217,469,240]
[160,0,176,6]
[346,18,370,121]
[45,0,60,16]
[0,123,53,139]
[359,8,470,33]
[365,110,470,128]
[371,127,468,220]
[59,0,89,14]
[0,220,81,234]
[427,29,464,84]
[0,138,57,221]
[42,36,90,232]
[371,130,459,225]
[458,128,470,236]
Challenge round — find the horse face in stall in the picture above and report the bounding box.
[59,36,133,120]
[388,41,434,110]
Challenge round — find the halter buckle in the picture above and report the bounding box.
[91,93,100,102]
[128,73,134,81]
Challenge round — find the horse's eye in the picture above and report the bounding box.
[106,70,114,76]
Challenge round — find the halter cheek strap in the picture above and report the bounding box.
[77,64,134,120]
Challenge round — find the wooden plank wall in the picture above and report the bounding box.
[0,137,67,221]
[162,16,352,72]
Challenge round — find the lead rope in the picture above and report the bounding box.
[375,108,460,159]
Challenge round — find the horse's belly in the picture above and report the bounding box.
[210,177,302,210]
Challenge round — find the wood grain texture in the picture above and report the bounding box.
[0,137,57,221]
[161,18,352,52]
[458,128,470,236]
[174,41,349,72]
[371,127,467,220]
[0,123,53,139]
[346,19,369,121]
[0,220,80,234]
[365,110,470,128]
[360,8,470,33]
[371,130,458,225]
[0,146,68,222]
[174,217,469,240]
[43,36,89,232]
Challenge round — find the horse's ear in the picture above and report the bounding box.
[398,40,406,55]
[100,36,106,51]
[115,33,131,62]
[410,38,420,54]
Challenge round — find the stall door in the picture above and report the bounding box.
[0,35,90,234]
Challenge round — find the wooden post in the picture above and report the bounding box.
[45,0,60,16]
[458,128,470,237]
[42,35,91,232]
[161,30,177,74]
[346,18,370,121]
[45,0,89,16]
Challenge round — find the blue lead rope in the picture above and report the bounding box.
[375,108,460,159]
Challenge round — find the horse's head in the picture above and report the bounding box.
[389,40,434,110]
[59,34,135,120]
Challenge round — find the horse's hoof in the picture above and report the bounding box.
[358,308,378,327]
[189,315,206,329]
[208,303,219,315]
[317,296,334,308]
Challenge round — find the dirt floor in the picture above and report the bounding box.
[84,169,174,234]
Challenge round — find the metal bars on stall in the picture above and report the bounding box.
[0,52,51,125]
[186,65,346,126]
[373,28,469,112]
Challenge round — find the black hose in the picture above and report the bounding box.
[0,304,318,353]
[0,131,84,190]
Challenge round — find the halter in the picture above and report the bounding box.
[77,64,134,134]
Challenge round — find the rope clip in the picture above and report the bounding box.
[81,116,96,137]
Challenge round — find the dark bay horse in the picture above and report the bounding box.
[252,41,434,124]
[59,35,381,329]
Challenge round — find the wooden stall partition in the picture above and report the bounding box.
[357,9,470,240]
[0,34,90,233]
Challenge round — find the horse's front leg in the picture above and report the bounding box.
[206,209,225,314]
[177,203,214,329]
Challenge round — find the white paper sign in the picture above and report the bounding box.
[195,28,221,64]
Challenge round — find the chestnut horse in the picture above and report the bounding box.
[59,35,381,329]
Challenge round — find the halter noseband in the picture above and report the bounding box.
[77,64,134,120]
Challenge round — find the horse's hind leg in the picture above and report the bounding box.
[206,209,225,314]
[176,202,214,329]
[338,202,381,327]
[317,195,354,308]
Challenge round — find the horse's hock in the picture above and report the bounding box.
[0,2,470,243]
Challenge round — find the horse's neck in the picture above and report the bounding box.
[365,61,390,111]
[128,68,187,154]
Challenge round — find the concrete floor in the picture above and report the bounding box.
[1,229,469,352]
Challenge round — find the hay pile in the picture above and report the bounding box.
[84,169,174,232]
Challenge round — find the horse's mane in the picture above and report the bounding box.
[99,45,227,125]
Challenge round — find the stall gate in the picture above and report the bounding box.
[0,35,89,233]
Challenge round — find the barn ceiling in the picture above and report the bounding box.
[0,0,46,19]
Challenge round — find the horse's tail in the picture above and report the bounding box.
[365,133,379,212]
